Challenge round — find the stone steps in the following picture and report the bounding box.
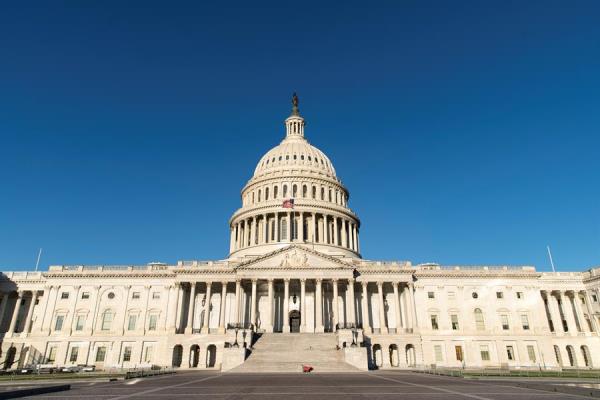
[231,333,359,373]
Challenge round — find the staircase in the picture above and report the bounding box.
[231,333,359,373]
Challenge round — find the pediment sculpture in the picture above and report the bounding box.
[279,250,309,268]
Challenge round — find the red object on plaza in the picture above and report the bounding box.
[302,365,313,373]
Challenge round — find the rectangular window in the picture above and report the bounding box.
[451,314,459,330]
[592,294,598,303]
[148,315,158,331]
[101,312,113,331]
[75,315,86,331]
[431,315,439,330]
[516,292,524,299]
[521,314,530,330]
[455,346,463,362]
[501,314,510,330]
[132,292,140,299]
[61,292,69,299]
[54,315,64,331]
[434,345,443,362]
[496,292,504,299]
[95,346,106,362]
[123,346,132,362]
[480,345,490,361]
[127,315,137,331]
[527,345,536,362]
[506,345,515,361]
[152,292,160,300]
[47,347,57,363]
[81,292,90,299]
[428,291,435,299]
[69,347,79,363]
[144,346,153,363]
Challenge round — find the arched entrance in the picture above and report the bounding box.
[405,344,416,367]
[289,310,301,333]
[389,344,399,367]
[171,345,183,367]
[206,345,217,368]
[190,345,200,368]
[3,347,16,370]
[372,344,383,368]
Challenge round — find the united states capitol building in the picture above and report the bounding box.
[1,96,600,372]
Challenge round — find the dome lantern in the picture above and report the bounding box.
[285,92,305,139]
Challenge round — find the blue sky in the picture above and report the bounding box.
[1,1,599,271]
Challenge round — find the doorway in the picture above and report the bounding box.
[289,310,301,333]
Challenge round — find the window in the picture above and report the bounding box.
[431,315,439,330]
[455,346,463,362]
[516,292,524,299]
[54,315,64,331]
[152,292,160,300]
[292,184,297,197]
[448,292,456,300]
[122,346,132,362]
[61,292,69,299]
[480,345,490,361]
[496,292,504,299]
[283,185,288,198]
[144,346,154,363]
[312,186,316,199]
[506,345,515,361]
[101,310,114,331]
[593,294,598,303]
[527,345,536,362]
[47,347,57,363]
[148,315,158,331]
[474,308,485,330]
[127,315,137,331]
[472,292,478,299]
[95,346,107,362]
[434,345,443,362]
[521,314,530,330]
[81,292,90,299]
[451,314,459,330]
[302,185,307,198]
[132,292,140,300]
[274,186,278,198]
[501,314,510,330]
[107,292,115,299]
[427,292,435,299]
[265,188,269,200]
[69,346,79,363]
[75,315,86,331]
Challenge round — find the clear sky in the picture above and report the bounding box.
[1,1,599,272]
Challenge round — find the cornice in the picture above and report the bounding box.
[229,200,360,225]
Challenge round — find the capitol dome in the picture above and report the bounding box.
[229,94,361,259]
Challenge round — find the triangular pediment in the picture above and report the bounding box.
[233,245,354,271]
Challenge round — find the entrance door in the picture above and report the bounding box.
[290,310,300,333]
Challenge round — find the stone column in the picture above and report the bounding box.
[250,279,257,329]
[201,282,211,333]
[175,284,185,332]
[217,282,227,333]
[234,280,241,324]
[263,214,269,244]
[353,224,358,252]
[283,279,290,333]
[287,211,292,241]
[243,220,249,247]
[361,282,370,331]
[312,213,317,243]
[377,282,388,333]
[251,216,257,246]
[23,291,39,334]
[266,279,274,332]
[347,280,356,326]
[300,279,306,332]
[406,283,416,329]
[572,292,587,333]
[583,290,599,333]
[0,293,9,329]
[332,280,339,330]
[315,279,324,332]
[318,216,324,244]
[299,212,304,242]
[88,285,101,334]
[547,292,563,333]
[185,283,197,334]
[333,217,339,246]
[229,227,235,253]
[120,285,132,334]
[393,282,402,331]
[8,291,24,335]
[167,284,179,332]
[560,291,577,334]
[341,220,347,248]
[274,213,279,242]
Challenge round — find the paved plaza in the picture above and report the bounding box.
[13,371,597,400]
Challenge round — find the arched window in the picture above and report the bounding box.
[321,187,325,200]
[581,345,592,367]
[258,190,261,202]
[283,185,288,198]
[101,309,114,331]
[280,219,287,241]
[554,345,563,366]
[251,192,255,204]
[274,186,278,199]
[474,308,485,330]
[312,186,316,199]
[328,189,332,202]
[265,188,269,200]
[292,184,297,198]
[302,185,307,198]
[566,345,576,366]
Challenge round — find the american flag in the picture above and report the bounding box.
[282,198,295,209]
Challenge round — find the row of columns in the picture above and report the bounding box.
[0,291,40,336]
[230,212,360,253]
[543,290,597,335]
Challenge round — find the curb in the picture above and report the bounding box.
[0,384,70,399]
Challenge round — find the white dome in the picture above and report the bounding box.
[253,135,337,179]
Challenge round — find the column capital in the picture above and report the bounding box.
[251,278,258,284]
[267,279,274,284]
[361,281,368,288]
[315,278,322,283]
[283,278,290,283]
[221,281,229,286]
[377,281,384,287]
